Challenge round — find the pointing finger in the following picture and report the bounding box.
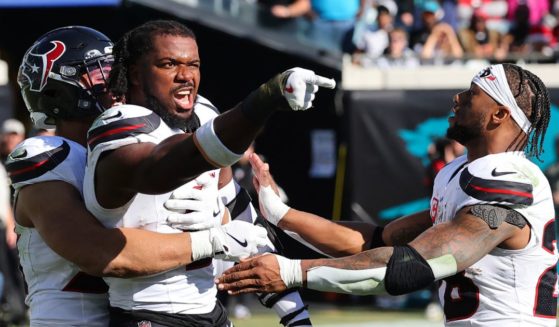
[313,75,336,89]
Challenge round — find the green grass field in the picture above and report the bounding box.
[231,305,441,327]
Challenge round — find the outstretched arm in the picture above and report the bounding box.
[217,206,526,295]
[95,68,335,208]
[250,153,432,256]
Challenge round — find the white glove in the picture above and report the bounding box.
[281,67,336,111]
[190,220,269,262]
[165,172,224,231]
[259,185,290,226]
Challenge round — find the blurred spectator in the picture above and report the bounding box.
[266,0,310,20]
[0,162,27,325]
[0,165,15,251]
[0,119,25,164]
[396,0,415,31]
[507,0,549,28]
[352,4,396,61]
[495,5,530,60]
[496,1,557,61]
[424,137,464,191]
[375,28,420,68]
[257,0,311,34]
[457,0,509,33]
[420,21,464,61]
[305,0,365,53]
[410,0,464,62]
[0,120,27,324]
[440,0,459,31]
[459,11,501,59]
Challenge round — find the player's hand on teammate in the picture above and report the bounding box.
[249,154,290,226]
[164,172,226,231]
[216,253,296,294]
[211,220,269,262]
[280,67,336,111]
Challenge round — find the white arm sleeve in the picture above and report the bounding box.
[306,266,387,295]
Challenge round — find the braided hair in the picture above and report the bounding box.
[503,63,551,161]
[109,20,196,102]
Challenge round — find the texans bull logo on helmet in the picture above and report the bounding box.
[21,40,66,92]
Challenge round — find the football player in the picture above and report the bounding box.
[218,64,558,327]
[10,26,268,326]
[83,20,334,326]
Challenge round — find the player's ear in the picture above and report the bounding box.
[492,105,510,125]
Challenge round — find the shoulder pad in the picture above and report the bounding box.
[6,136,73,184]
[459,153,534,205]
[438,155,468,179]
[87,105,161,151]
[195,95,220,115]
[194,95,219,126]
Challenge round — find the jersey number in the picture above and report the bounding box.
[443,219,558,321]
[534,219,557,318]
[442,272,480,321]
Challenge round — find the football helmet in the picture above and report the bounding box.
[18,26,114,128]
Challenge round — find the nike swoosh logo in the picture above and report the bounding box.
[9,148,27,159]
[213,198,221,218]
[104,110,122,120]
[491,168,516,177]
[226,232,248,247]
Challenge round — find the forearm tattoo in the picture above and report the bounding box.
[302,247,394,272]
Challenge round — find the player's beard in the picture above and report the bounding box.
[144,86,198,132]
[446,116,484,145]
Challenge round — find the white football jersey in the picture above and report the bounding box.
[430,152,558,327]
[6,136,109,327]
[84,96,221,314]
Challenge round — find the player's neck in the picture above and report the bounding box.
[56,119,94,146]
[466,132,521,162]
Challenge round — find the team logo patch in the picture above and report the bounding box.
[21,40,66,91]
[479,67,496,81]
[430,197,439,223]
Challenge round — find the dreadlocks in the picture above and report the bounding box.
[108,20,196,102]
[503,63,551,161]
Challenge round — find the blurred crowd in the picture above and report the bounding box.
[257,0,559,66]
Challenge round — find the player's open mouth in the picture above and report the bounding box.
[448,108,457,123]
[174,88,193,110]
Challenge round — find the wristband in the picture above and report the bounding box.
[241,74,288,124]
[193,118,243,168]
[259,185,290,225]
[277,255,303,288]
[189,230,213,261]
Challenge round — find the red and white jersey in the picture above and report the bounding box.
[83,96,221,314]
[430,152,558,326]
[6,136,109,326]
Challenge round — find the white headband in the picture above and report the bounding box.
[472,64,531,134]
